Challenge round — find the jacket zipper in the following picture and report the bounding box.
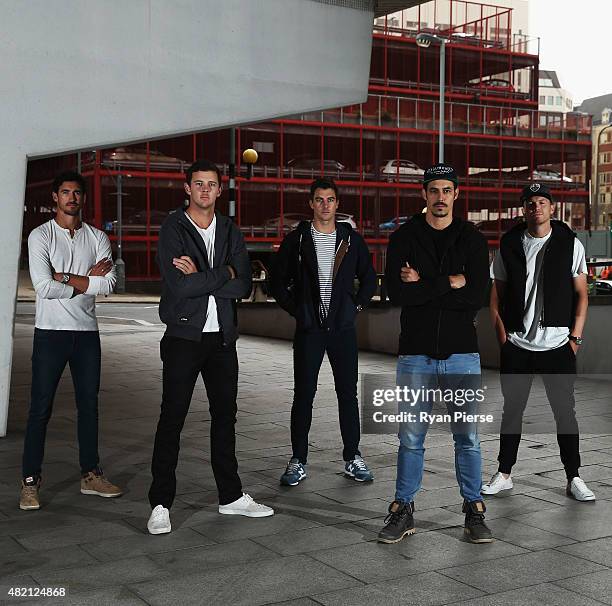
[435,248,449,358]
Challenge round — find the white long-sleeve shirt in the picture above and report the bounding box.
[28,219,116,331]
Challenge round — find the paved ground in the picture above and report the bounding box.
[2,304,612,605]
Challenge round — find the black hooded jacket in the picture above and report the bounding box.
[269,221,377,333]
[157,208,252,345]
[385,213,490,357]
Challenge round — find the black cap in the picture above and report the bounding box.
[423,163,458,186]
[521,183,553,204]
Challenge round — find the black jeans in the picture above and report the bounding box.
[291,327,361,463]
[149,333,243,508]
[498,340,580,480]
[22,329,101,478]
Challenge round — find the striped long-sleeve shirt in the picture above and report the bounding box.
[310,224,336,321]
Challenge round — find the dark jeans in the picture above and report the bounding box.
[149,333,243,509]
[291,327,361,463]
[22,329,101,478]
[498,340,580,480]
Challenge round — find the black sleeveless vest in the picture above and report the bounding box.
[499,220,576,332]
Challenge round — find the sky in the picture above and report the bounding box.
[529,0,611,105]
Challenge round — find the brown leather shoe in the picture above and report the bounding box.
[80,468,123,498]
[19,477,41,510]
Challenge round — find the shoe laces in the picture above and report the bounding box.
[351,457,368,471]
[286,460,302,473]
[22,485,38,497]
[384,502,412,526]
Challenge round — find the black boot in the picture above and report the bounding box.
[378,500,415,543]
[462,500,493,543]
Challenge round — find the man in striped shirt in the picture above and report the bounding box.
[270,178,377,486]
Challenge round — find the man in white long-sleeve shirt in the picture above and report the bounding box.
[20,171,123,511]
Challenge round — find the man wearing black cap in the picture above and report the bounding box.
[484,183,595,501]
[378,164,493,544]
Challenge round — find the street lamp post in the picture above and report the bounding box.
[416,33,449,163]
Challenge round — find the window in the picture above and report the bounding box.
[600,172,612,185]
[556,97,562,106]
[539,115,547,127]
[539,78,554,87]
[601,152,612,164]
[539,95,546,105]
[547,96,554,105]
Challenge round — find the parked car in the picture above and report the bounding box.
[594,279,612,295]
[379,216,409,230]
[102,147,188,171]
[286,157,345,175]
[469,78,515,95]
[380,160,424,182]
[529,168,573,183]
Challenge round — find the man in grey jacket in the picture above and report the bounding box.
[147,159,273,535]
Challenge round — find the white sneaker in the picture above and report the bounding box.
[481,472,513,495]
[147,505,172,534]
[218,493,274,517]
[567,477,596,502]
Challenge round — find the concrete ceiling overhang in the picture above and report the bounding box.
[374,1,428,17]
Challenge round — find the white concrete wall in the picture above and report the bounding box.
[0,0,375,436]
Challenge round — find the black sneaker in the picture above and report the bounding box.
[462,500,494,543]
[378,500,415,544]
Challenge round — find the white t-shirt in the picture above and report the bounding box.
[185,212,220,332]
[311,224,337,317]
[491,230,586,351]
[28,220,116,331]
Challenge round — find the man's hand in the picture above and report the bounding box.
[449,274,466,289]
[569,340,579,354]
[401,263,420,283]
[173,256,198,275]
[89,258,114,277]
[227,265,236,280]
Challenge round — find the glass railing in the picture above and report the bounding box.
[287,94,592,142]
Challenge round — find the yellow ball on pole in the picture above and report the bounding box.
[242,148,258,164]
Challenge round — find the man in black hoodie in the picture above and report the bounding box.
[378,164,492,544]
[483,183,595,502]
[147,159,274,535]
[270,178,377,486]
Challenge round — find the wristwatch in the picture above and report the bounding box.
[356,304,363,313]
[61,273,70,284]
[569,335,583,345]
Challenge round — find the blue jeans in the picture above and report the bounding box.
[395,353,483,504]
[22,329,101,478]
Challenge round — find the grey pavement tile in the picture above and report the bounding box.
[192,512,324,543]
[251,522,376,556]
[460,494,564,520]
[554,569,612,605]
[0,536,26,557]
[557,536,612,567]
[484,517,576,550]
[79,527,216,561]
[130,554,359,606]
[314,480,396,504]
[31,556,168,594]
[450,582,606,606]
[313,570,483,606]
[149,538,279,574]
[509,499,612,541]
[540,464,612,482]
[268,600,322,606]
[440,549,606,593]
[0,545,97,580]
[14,519,141,550]
[15,586,148,605]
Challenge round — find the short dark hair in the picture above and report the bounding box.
[185,159,222,186]
[309,177,338,199]
[52,171,86,195]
